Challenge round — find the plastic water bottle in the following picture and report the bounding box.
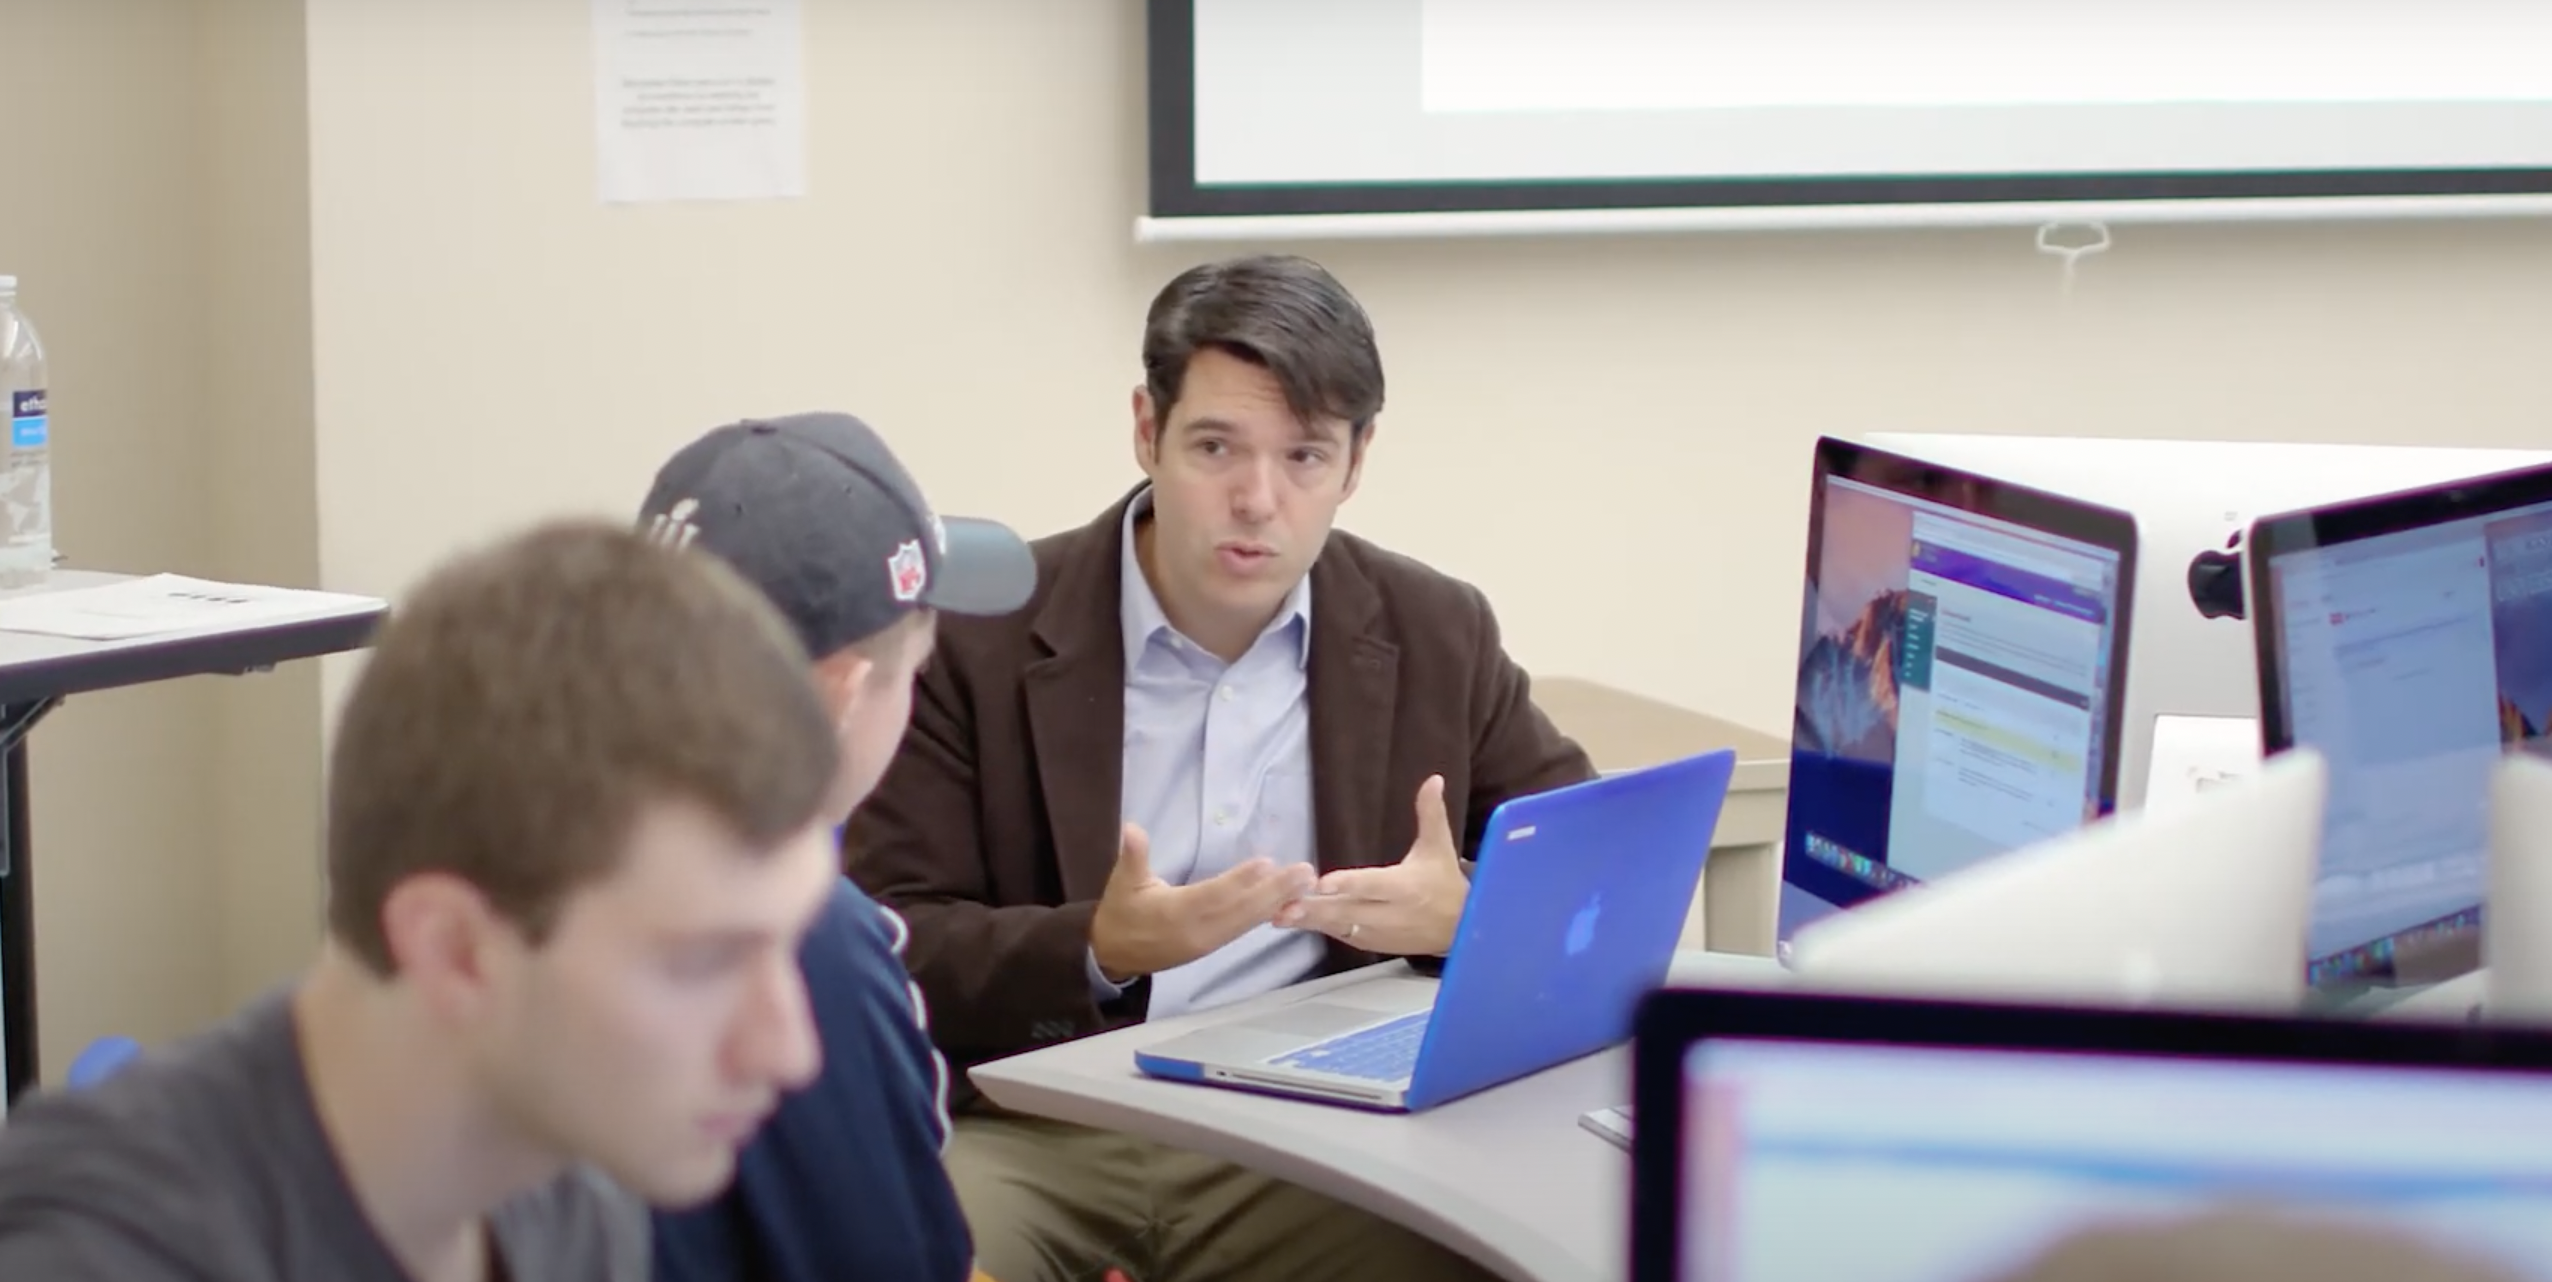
[0,277,51,589]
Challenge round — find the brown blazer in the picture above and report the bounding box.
[843,489,1595,1092]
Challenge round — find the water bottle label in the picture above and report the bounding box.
[9,390,44,450]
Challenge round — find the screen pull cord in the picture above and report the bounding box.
[2035,221,2114,306]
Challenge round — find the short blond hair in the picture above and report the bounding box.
[325,519,841,973]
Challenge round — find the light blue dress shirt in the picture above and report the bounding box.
[1086,488,1324,1020]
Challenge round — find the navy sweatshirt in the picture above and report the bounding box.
[653,877,972,1282]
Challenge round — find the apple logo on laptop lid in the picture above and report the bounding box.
[1566,893,1603,957]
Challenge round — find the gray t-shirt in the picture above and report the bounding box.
[0,989,649,1281]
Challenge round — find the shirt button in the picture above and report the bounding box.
[1217,685,1236,702]
[1213,808,1232,826]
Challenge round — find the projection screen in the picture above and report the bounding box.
[1144,0,2552,239]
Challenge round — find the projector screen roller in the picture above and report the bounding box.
[1145,0,2552,237]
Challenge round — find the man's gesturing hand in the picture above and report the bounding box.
[1089,822,1316,984]
[1274,774,1468,957]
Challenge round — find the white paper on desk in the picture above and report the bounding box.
[2141,714,2264,816]
[0,574,376,641]
[592,0,807,205]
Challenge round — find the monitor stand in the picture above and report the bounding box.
[2308,927,2485,1020]
[2395,928,2484,985]
[2366,969,2491,1024]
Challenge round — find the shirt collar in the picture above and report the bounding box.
[1120,486,1311,671]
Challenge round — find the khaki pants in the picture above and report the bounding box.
[948,1108,1498,1282]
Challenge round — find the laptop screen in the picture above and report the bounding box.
[1679,1034,2552,1282]
[1779,440,2133,941]
[2257,483,2552,984]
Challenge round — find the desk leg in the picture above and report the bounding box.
[1,698,59,1103]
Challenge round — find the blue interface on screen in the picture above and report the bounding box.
[1777,474,2125,940]
[2266,496,2552,984]
[1680,1037,2552,1282]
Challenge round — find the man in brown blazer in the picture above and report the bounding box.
[845,255,1595,1282]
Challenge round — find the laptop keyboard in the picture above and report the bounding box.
[1269,1010,1431,1082]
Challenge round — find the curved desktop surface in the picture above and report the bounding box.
[966,952,1785,1282]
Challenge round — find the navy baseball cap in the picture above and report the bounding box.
[638,412,1036,658]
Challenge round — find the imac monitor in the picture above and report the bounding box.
[1862,433,2552,812]
[1778,437,2137,942]
[1630,986,2552,1282]
[2251,460,2552,990]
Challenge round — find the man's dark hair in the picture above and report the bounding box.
[325,518,842,975]
[1141,254,1385,441]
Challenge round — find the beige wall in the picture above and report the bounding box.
[11,0,2552,1066]
[3,0,214,1074]
[303,0,2552,735]
[0,0,317,1076]
[202,0,326,1015]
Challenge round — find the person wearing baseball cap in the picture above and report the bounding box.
[639,412,1034,1282]
[641,410,1035,812]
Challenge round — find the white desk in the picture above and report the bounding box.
[0,570,385,1099]
[968,950,1785,1282]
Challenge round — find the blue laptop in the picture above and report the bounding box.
[1132,748,1738,1113]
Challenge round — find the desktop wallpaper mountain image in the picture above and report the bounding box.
[1795,589,1906,764]
[2502,696,2552,759]
[2489,507,2552,761]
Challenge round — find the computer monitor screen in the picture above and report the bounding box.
[1860,433,2552,813]
[1676,1032,2552,1282]
[2252,462,2552,988]
[1779,438,2137,940]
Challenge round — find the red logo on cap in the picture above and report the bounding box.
[888,539,927,602]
